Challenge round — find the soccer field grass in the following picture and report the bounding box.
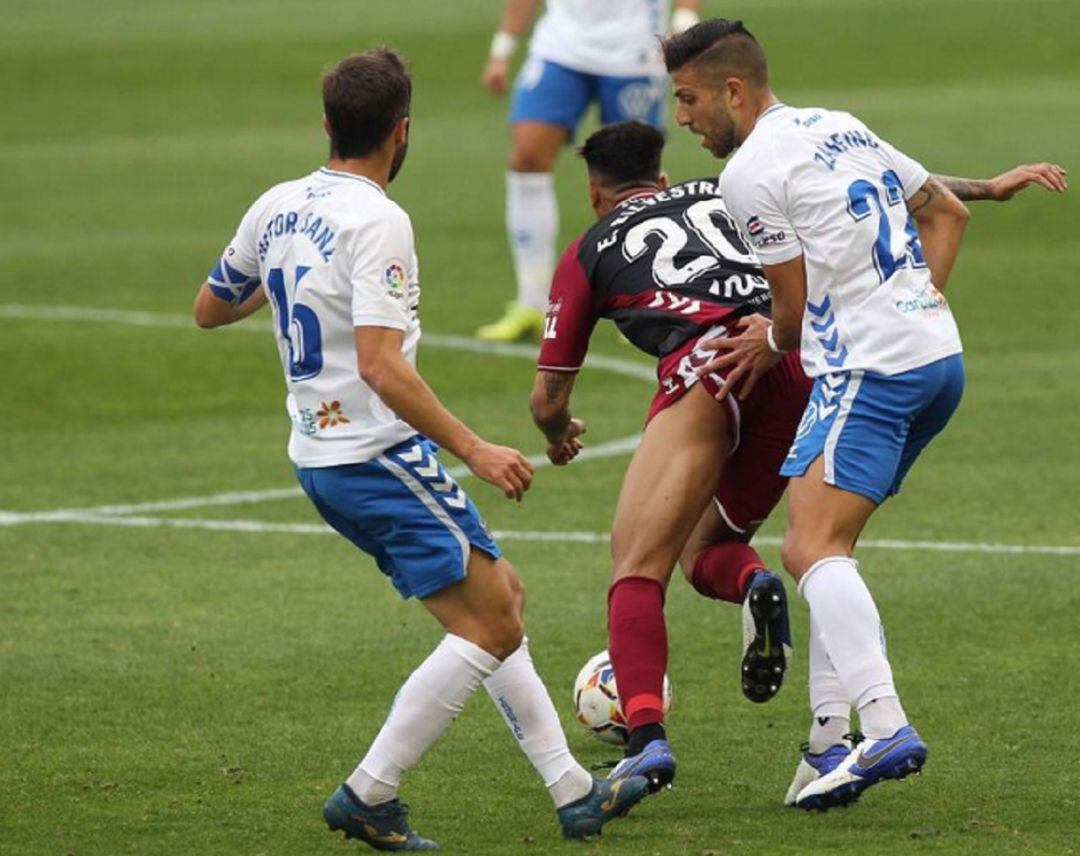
[2,1,1078,853]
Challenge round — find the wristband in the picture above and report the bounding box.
[670,7,700,34]
[766,324,789,355]
[489,31,518,60]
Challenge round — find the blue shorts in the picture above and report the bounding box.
[510,56,665,134]
[780,354,965,504]
[296,436,501,600]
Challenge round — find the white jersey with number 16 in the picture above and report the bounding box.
[208,167,420,467]
[721,104,963,378]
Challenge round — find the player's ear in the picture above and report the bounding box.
[321,115,331,138]
[396,116,410,145]
[588,180,602,214]
[658,172,670,190]
[724,76,745,108]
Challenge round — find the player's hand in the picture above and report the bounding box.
[989,163,1068,200]
[546,418,586,466]
[482,58,511,95]
[697,314,783,401]
[464,440,534,501]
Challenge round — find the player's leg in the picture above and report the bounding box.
[779,362,963,809]
[331,438,646,839]
[783,609,855,806]
[606,382,730,789]
[786,356,964,807]
[441,556,648,836]
[477,58,587,342]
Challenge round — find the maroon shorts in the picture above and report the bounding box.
[647,326,812,533]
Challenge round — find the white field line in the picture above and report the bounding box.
[0,436,642,526]
[4,303,1078,558]
[0,303,656,381]
[4,509,1079,556]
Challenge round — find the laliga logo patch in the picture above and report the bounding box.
[383,259,407,296]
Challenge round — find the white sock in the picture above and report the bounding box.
[807,612,851,753]
[346,634,500,804]
[484,637,593,807]
[506,171,558,311]
[799,557,908,740]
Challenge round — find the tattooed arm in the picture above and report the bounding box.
[906,176,970,291]
[530,370,587,465]
[931,163,1067,202]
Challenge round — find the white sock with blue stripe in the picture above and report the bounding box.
[483,637,593,807]
[799,557,908,740]
[507,171,557,312]
[347,634,499,805]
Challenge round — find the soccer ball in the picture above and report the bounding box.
[572,650,672,746]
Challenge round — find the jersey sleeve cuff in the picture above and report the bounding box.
[352,313,408,331]
[536,363,582,373]
[754,243,804,266]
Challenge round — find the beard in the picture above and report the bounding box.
[705,124,738,158]
[388,141,409,183]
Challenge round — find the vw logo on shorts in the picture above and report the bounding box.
[617,82,660,121]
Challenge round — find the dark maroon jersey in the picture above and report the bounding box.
[538,178,772,372]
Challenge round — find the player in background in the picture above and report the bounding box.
[193,49,648,850]
[662,19,1067,810]
[529,121,1061,795]
[476,0,701,342]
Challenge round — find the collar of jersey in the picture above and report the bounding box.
[317,167,386,195]
[757,103,788,123]
[616,189,658,208]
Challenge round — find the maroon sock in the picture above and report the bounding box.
[607,576,668,731]
[690,542,766,605]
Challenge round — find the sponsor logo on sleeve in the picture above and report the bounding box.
[745,215,787,249]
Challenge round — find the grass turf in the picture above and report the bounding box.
[1,1,1078,853]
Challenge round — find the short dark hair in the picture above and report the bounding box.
[577,122,665,189]
[322,47,411,159]
[662,19,768,87]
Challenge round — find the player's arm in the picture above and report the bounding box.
[482,0,541,95]
[530,370,586,466]
[530,238,596,464]
[193,281,266,328]
[698,258,805,401]
[905,176,970,292]
[930,163,1067,202]
[356,325,533,500]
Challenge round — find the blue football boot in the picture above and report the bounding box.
[606,738,677,793]
[323,784,439,851]
[557,774,650,839]
[794,725,928,811]
[784,742,852,806]
[741,570,793,703]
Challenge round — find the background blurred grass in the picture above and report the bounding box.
[1,1,1077,852]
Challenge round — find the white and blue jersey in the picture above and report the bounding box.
[511,0,669,133]
[721,105,967,502]
[211,169,499,598]
[721,105,962,379]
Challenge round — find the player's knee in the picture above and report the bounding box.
[780,531,806,579]
[486,612,525,661]
[508,147,555,173]
[677,547,701,583]
[781,531,825,581]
